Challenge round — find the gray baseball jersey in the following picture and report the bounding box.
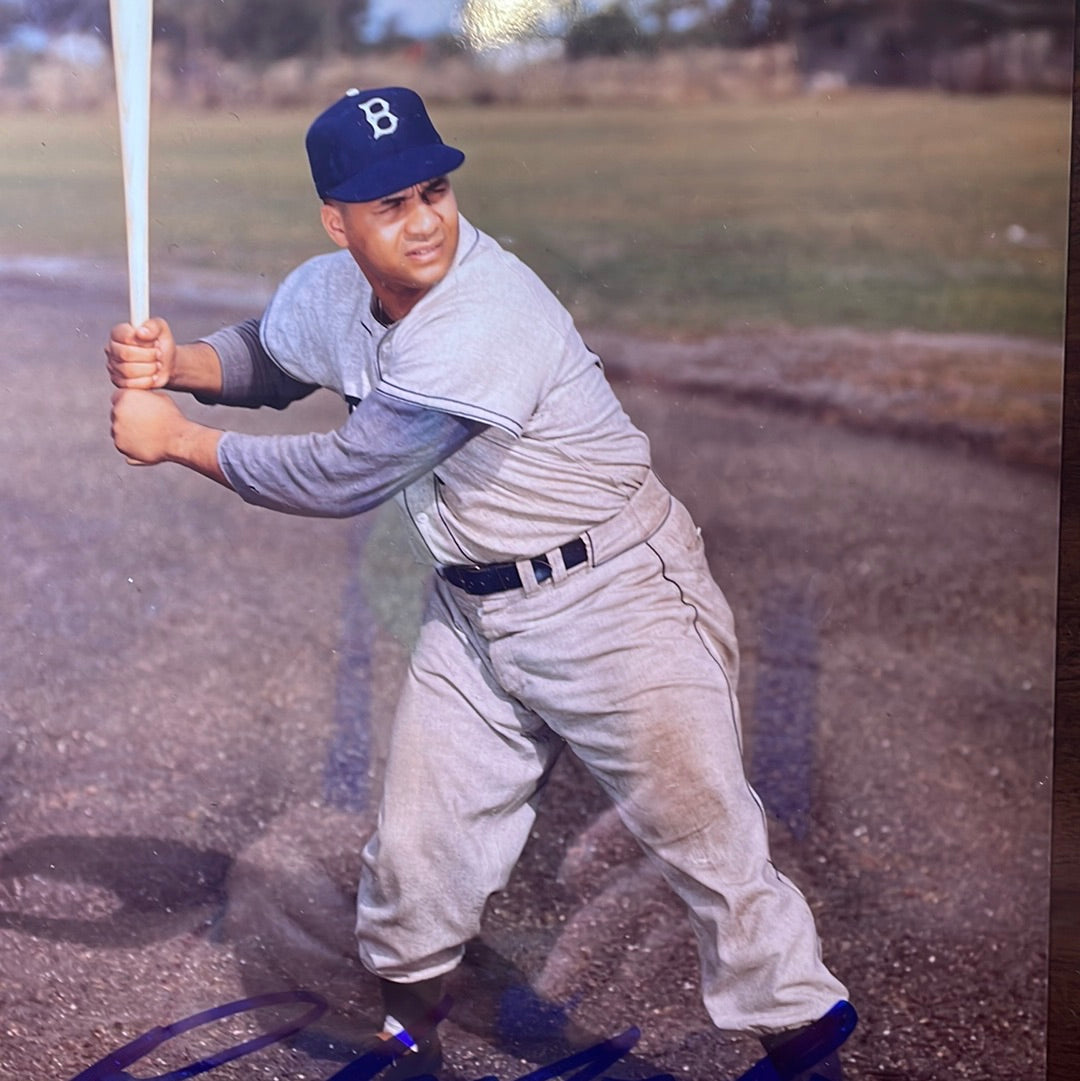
[254,216,650,565]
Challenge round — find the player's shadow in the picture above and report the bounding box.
[0,834,230,946]
[224,819,676,1078]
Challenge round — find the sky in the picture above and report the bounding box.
[364,0,460,40]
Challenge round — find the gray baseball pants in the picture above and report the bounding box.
[355,472,848,1035]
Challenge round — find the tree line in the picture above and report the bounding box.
[1,0,1073,63]
[568,1,1074,57]
[1,1,370,60]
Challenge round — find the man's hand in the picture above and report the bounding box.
[106,317,177,390]
[110,388,184,463]
[110,389,229,487]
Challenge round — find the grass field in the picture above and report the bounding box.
[1,92,1069,339]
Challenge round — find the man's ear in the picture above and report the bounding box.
[320,202,348,249]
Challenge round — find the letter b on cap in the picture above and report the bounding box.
[358,97,398,140]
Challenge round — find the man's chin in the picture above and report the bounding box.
[403,259,453,293]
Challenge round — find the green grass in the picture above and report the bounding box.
[1,92,1069,338]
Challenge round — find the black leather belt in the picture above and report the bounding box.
[439,537,589,595]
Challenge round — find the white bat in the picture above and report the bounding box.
[109,0,154,327]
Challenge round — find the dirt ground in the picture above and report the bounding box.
[0,265,1059,1081]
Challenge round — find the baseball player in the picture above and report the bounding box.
[106,87,854,1081]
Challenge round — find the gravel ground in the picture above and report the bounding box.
[0,267,1058,1081]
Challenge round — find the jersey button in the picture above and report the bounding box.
[416,513,429,526]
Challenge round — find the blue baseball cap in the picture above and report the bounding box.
[306,86,465,202]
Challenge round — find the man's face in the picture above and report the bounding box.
[320,176,459,321]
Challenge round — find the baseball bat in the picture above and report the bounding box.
[109,0,154,327]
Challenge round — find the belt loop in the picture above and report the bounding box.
[547,545,568,583]
[583,529,601,566]
[515,557,541,596]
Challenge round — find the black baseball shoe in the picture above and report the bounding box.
[346,975,447,1080]
[346,1026,443,1080]
[759,1000,857,1081]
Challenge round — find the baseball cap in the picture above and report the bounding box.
[306,86,465,202]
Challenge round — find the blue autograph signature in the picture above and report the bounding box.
[67,990,856,1081]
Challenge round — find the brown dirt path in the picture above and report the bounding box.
[588,326,1062,473]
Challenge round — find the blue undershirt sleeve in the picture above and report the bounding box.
[196,318,319,410]
[217,388,486,518]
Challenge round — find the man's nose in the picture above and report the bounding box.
[406,195,438,234]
